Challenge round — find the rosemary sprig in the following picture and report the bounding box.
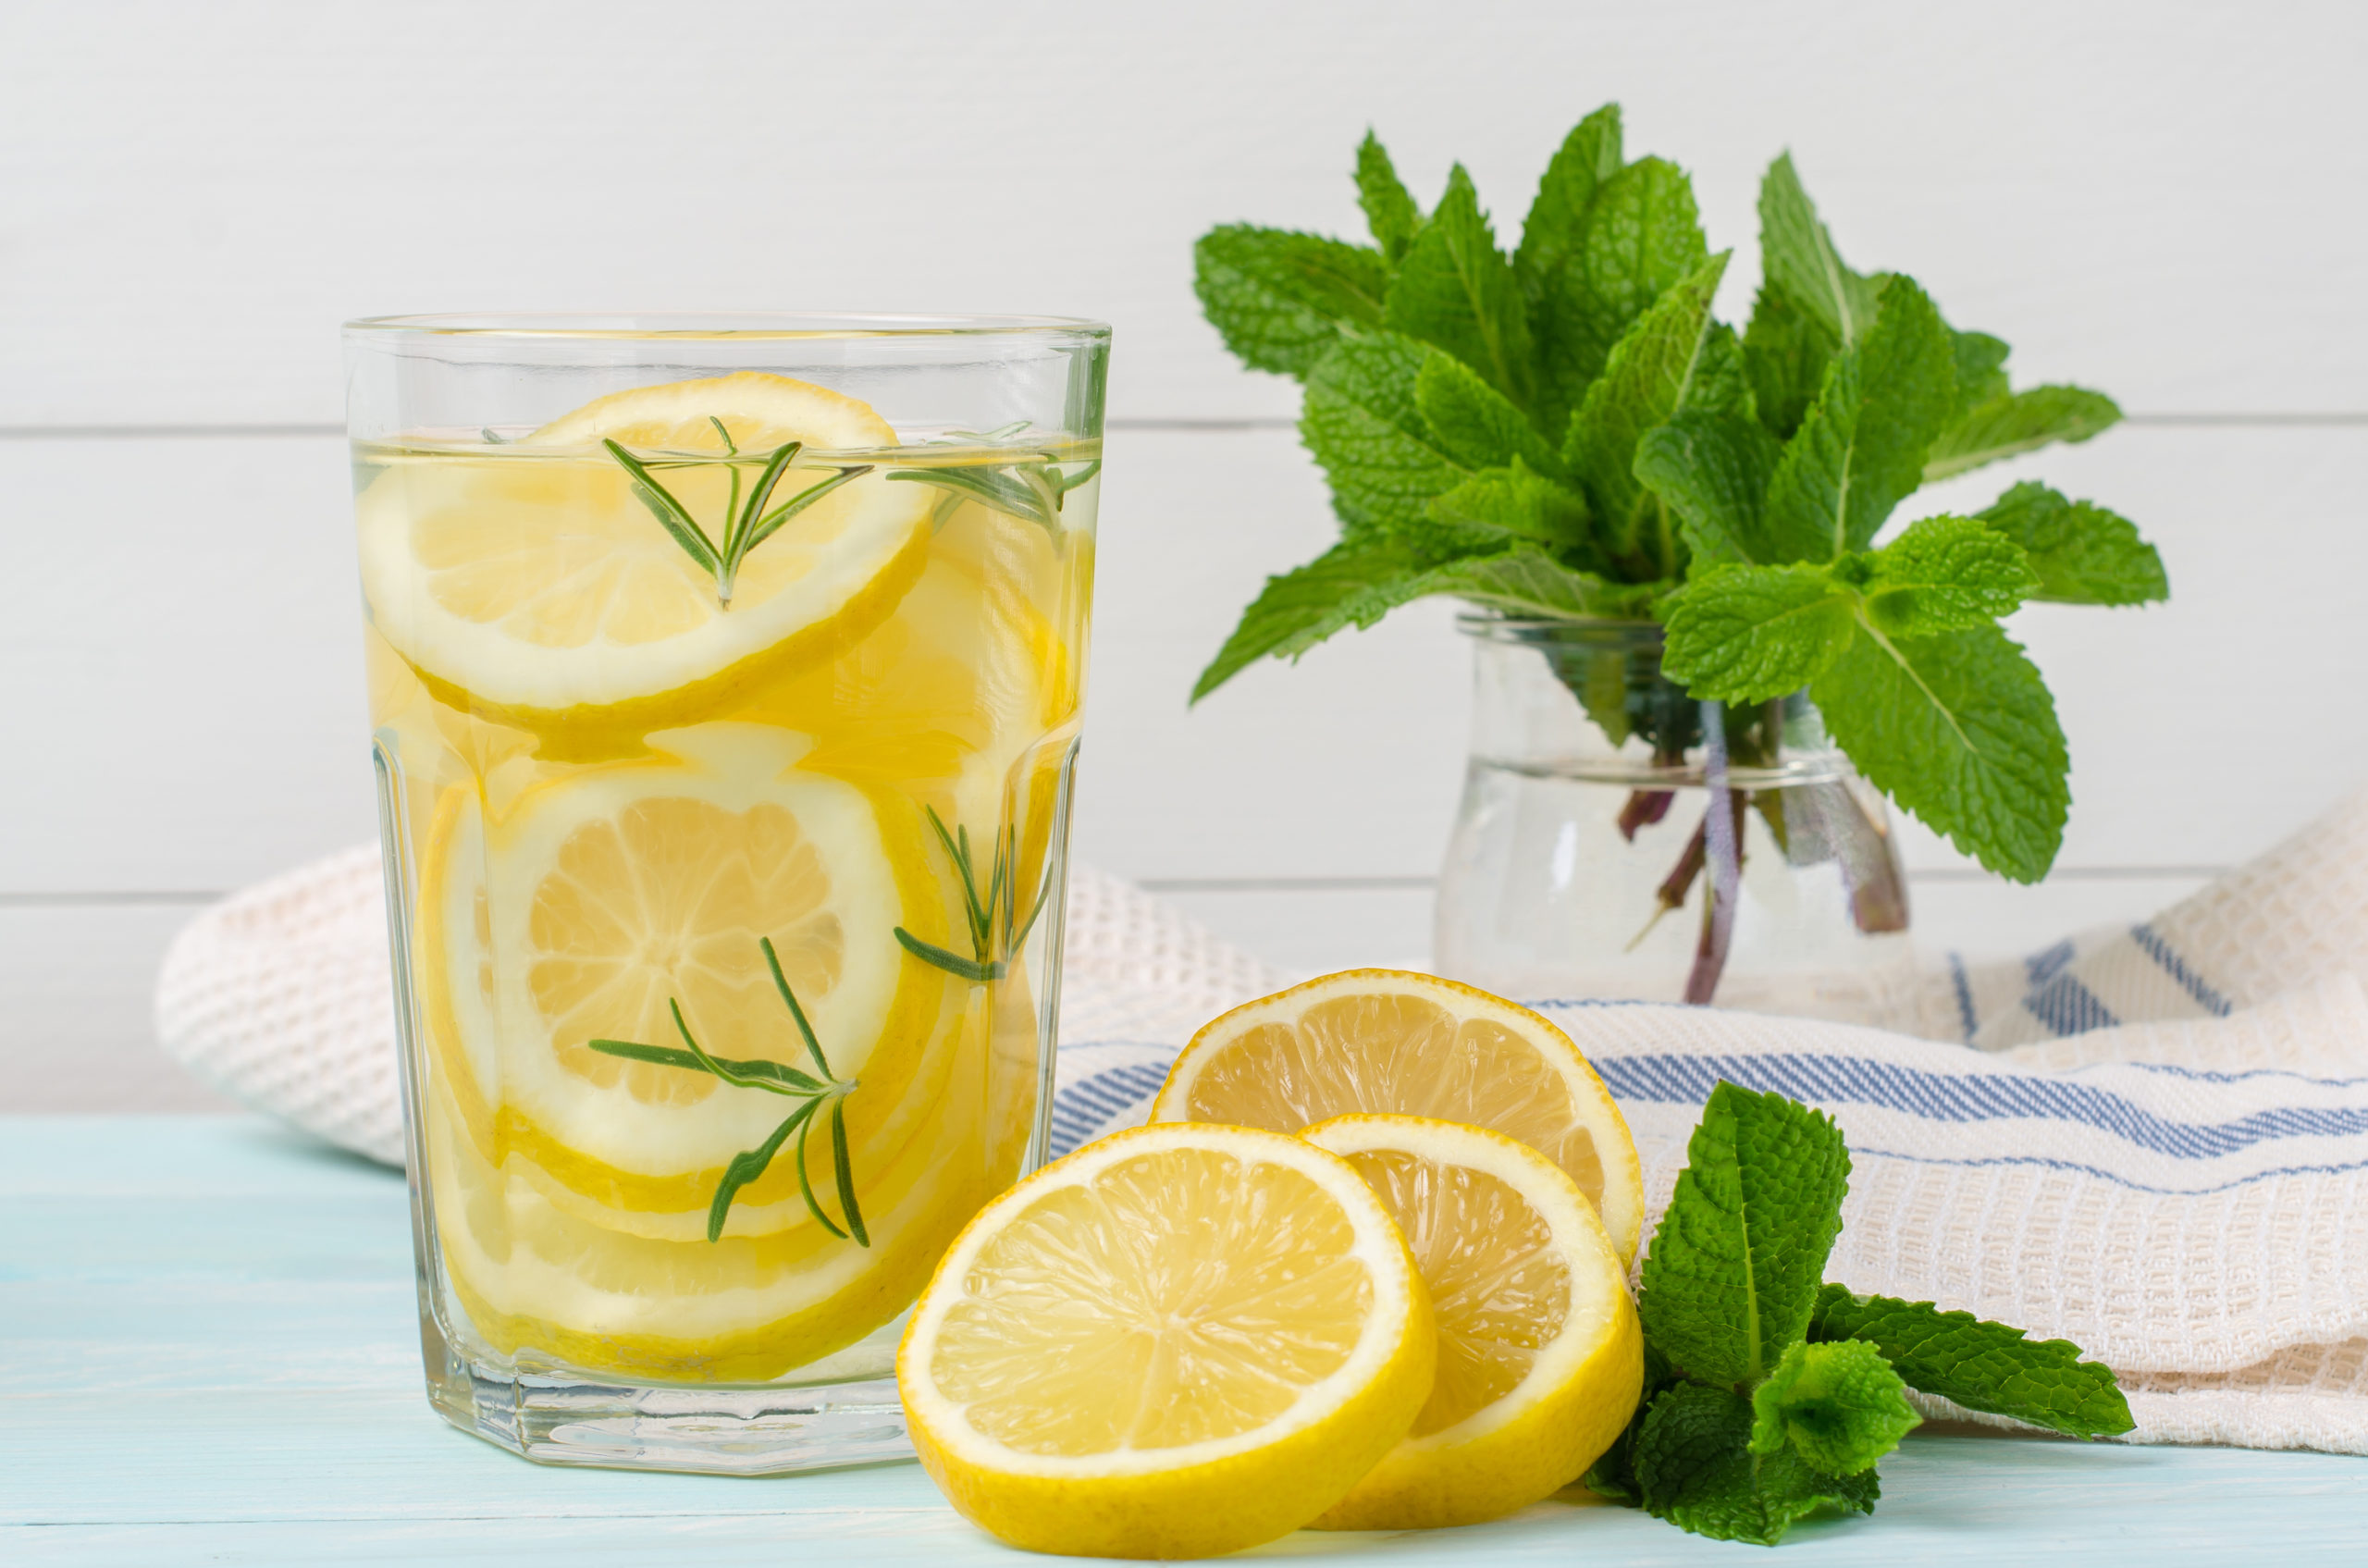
[586,937,868,1245]
[884,423,1100,538]
[893,807,1053,983]
[602,435,874,608]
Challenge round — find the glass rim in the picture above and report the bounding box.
[341,310,1111,341]
[1456,612,1663,645]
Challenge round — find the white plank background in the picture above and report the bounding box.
[4,0,2363,1109]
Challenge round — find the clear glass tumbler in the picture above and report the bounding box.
[1435,617,1917,1028]
[344,314,1108,1473]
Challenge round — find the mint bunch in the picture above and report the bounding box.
[1190,105,2166,885]
[1586,1082,2133,1545]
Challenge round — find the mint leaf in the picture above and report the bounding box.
[1634,411,1782,566]
[1760,274,1957,561]
[1634,1383,1879,1546]
[1977,482,2167,606]
[1514,103,1623,290]
[1758,153,1880,348]
[1925,385,2122,482]
[1662,565,1854,702]
[1537,155,1709,430]
[1424,549,1650,618]
[1856,514,2038,636]
[1190,540,1426,701]
[1812,1286,2135,1438]
[1354,130,1424,265]
[1809,622,2067,881]
[1750,1338,1921,1475]
[1563,251,1730,570]
[1637,1080,1851,1387]
[1300,333,1464,540]
[1742,284,1834,441]
[1192,225,1388,381]
[1952,329,2012,410]
[1414,351,1563,475]
[1428,459,1595,559]
[1682,322,1758,422]
[1383,165,1535,412]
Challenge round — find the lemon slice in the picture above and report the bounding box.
[419,724,959,1209]
[1150,969,1646,1263]
[898,1123,1436,1560]
[1298,1114,1643,1529]
[357,372,931,739]
[424,1056,998,1381]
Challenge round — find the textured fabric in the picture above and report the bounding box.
[154,793,2368,1454]
[1912,788,2368,1049]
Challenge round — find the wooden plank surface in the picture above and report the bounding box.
[5,1116,2363,1564]
[0,2,2363,423]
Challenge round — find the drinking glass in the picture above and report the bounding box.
[344,314,1108,1473]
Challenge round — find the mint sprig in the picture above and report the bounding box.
[1588,1081,2133,1546]
[1189,105,2169,904]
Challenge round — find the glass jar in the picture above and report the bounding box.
[1435,617,1916,1027]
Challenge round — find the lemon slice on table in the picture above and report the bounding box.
[1298,1114,1643,1529]
[898,1123,1437,1561]
[1150,969,1646,1263]
[356,372,931,744]
[417,724,962,1216]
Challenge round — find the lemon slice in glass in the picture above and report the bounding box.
[417,724,960,1211]
[357,372,931,741]
[898,1123,1437,1560]
[1150,969,1646,1263]
[1299,1113,1643,1529]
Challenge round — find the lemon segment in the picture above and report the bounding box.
[1150,969,1646,1263]
[1298,1114,1644,1530]
[356,372,933,738]
[415,724,960,1213]
[898,1123,1436,1560]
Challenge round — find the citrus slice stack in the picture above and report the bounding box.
[1151,969,1646,1263]
[357,372,934,748]
[899,1124,1437,1560]
[1298,1114,1643,1528]
[411,723,992,1379]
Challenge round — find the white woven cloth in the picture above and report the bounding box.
[154,792,2368,1455]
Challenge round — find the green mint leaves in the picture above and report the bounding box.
[1638,1084,1851,1385]
[1594,1083,2132,1546]
[1750,1340,1921,1475]
[1191,225,1388,379]
[1810,1286,2135,1438]
[1190,107,2168,884]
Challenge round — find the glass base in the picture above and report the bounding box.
[421,1315,915,1475]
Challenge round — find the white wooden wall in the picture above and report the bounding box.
[6,1,2364,1109]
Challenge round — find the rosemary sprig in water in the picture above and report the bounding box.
[603,420,874,608]
[885,422,1100,537]
[893,807,1053,983]
[586,937,869,1246]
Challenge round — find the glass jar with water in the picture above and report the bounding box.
[1435,617,1918,1029]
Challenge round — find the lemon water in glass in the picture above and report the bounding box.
[345,315,1107,1473]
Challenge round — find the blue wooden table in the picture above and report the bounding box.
[6,1116,2365,1564]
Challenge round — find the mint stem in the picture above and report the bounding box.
[1686,703,1746,1006]
[1833,785,1910,934]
